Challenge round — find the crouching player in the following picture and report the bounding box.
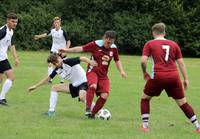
[28,53,97,117]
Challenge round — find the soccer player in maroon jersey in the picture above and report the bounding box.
[59,31,127,118]
[140,22,200,133]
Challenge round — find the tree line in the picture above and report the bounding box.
[0,0,200,57]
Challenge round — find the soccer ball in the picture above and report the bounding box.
[97,109,111,120]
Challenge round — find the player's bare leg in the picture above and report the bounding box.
[0,69,14,105]
[175,97,200,133]
[140,93,152,132]
[44,83,70,117]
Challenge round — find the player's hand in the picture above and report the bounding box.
[15,58,20,67]
[120,71,127,78]
[58,52,66,58]
[90,60,98,66]
[183,79,189,90]
[34,35,40,40]
[59,48,67,53]
[144,72,150,81]
[28,85,37,93]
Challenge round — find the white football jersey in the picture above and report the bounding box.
[47,27,69,53]
[0,25,13,61]
[49,57,87,86]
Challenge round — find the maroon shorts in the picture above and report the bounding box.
[86,72,110,95]
[144,72,185,99]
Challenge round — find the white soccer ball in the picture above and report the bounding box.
[97,109,111,120]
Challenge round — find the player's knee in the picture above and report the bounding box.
[89,84,97,90]
[51,85,59,92]
[141,93,151,100]
[100,93,109,99]
[176,97,187,106]
[8,77,15,81]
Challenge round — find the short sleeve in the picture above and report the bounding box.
[49,68,58,79]
[63,57,80,66]
[62,29,69,41]
[175,44,183,60]
[82,41,96,53]
[47,29,52,36]
[0,26,7,40]
[142,41,151,57]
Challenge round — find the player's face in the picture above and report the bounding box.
[53,20,61,29]
[104,37,115,48]
[7,19,18,29]
[52,57,62,67]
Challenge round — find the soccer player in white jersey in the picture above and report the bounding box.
[28,53,97,117]
[0,13,20,105]
[34,17,71,83]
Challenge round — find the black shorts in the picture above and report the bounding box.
[0,59,12,73]
[69,82,88,98]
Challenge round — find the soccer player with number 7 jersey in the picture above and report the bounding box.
[59,31,127,118]
[140,22,200,133]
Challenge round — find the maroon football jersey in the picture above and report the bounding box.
[82,40,119,78]
[142,38,182,73]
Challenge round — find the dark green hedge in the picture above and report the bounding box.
[0,0,200,57]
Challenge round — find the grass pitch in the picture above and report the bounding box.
[0,51,199,139]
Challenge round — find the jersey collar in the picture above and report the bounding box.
[154,37,166,40]
[95,40,117,48]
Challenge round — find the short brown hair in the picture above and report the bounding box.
[152,23,166,35]
[47,53,59,63]
[53,16,61,21]
[104,30,117,39]
[7,13,18,19]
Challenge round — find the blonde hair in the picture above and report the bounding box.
[152,23,166,35]
[53,16,61,21]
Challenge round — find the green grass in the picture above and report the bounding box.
[0,51,200,139]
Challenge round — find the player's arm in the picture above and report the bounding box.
[66,40,71,49]
[28,76,51,93]
[34,33,48,40]
[80,56,97,66]
[115,60,127,78]
[176,58,189,90]
[141,55,150,81]
[10,45,20,67]
[59,46,83,53]
[63,57,97,67]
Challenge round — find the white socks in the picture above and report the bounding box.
[49,91,58,112]
[48,66,54,76]
[0,79,13,100]
[142,114,150,128]
[190,115,200,129]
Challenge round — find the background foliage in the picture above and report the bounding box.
[0,0,200,57]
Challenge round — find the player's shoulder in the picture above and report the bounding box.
[0,25,8,40]
[95,40,117,48]
[0,25,7,30]
[166,39,179,46]
[61,27,66,32]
